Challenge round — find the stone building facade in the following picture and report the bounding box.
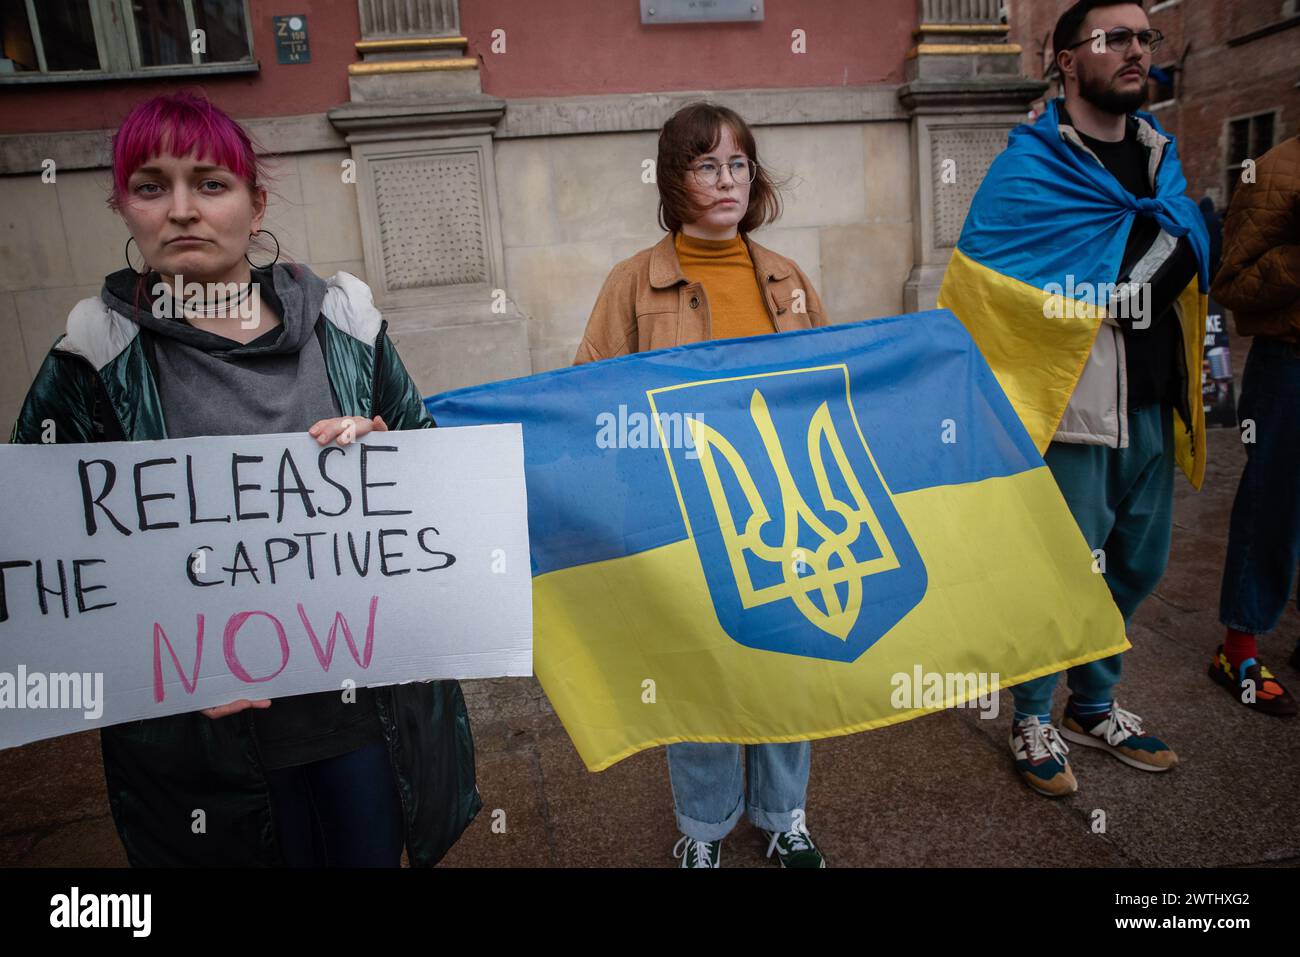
[0,0,1045,431]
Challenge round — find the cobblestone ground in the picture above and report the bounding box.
[3,329,1298,868]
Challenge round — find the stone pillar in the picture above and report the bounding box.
[327,0,531,395]
[899,0,1048,311]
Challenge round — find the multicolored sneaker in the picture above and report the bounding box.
[672,835,721,868]
[1010,715,1077,796]
[1208,645,1297,717]
[762,820,827,868]
[1060,698,1178,771]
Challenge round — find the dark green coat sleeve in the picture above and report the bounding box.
[374,331,436,430]
[9,344,98,446]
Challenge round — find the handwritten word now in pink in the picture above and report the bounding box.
[151,597,379,702]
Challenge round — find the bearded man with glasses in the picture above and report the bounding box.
[939,0,1212,797]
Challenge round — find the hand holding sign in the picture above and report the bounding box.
[308,415,389,448]
[201,698,272,719]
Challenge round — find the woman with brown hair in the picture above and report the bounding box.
[575,102,829,868]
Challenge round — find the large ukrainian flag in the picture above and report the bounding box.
[938,97,1212,488]
[427,310,1127,771]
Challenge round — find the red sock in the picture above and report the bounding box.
[1224,629,1258,671]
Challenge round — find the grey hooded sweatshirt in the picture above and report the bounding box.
[101,264,341,439]
[101,263,383,769]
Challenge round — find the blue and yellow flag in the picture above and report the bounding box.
[426,311,1127,770]
[938,98,1211,488]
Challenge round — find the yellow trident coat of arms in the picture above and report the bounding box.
[648,365,927,662]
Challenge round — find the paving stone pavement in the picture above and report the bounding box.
[2,331,1297,868]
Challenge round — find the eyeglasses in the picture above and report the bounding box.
[1065,27,1164,54]
[689,159,755,187]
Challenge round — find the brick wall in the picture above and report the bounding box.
[1006,0,1300,207]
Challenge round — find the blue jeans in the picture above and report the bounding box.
[1220,337,1300,635]
[265,740,406,867]
[666,742,811,842]
[1012,402,1175,716]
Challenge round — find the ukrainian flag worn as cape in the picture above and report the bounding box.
[426,311,1127,771]
[938,98,1211,489]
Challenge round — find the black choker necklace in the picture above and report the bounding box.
[181,283,254,319]
[151,275,258,319]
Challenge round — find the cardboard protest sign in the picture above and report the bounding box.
[0,426,531,749]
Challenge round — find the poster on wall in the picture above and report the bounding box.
[1202,299,1237,429]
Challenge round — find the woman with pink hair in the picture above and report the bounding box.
[11,92,480,867]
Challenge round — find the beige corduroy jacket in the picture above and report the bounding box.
[574,231,827,363]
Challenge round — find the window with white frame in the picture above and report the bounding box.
[0,0,253,80]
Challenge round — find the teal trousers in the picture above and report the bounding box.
[1012,402,1175,716]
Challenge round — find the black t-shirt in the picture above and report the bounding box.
[1074,120,1199,413]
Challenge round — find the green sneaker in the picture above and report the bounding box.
[762,821,827,868]
[672,835,721,868]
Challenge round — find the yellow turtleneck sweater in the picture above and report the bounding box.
[674,232,774,341]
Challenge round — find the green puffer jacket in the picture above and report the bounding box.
[9,269,482,867]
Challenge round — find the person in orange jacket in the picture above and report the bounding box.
[575,102,830,867]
